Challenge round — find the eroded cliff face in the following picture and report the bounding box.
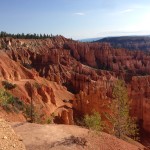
[64,41,150,76]
[129,76,150,132]
[0,37,150,132]
[0,49,74,124]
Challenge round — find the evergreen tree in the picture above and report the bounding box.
[0,31,7,37]
[43,34,46,38]
[21,33,25,39]
[33,33,37,39]
[0,31,55,39]
[36,34,40,39]
[46,34,49,38]
[107,80,139,140]
[40,34,43,39]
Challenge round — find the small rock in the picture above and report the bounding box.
[18,137,23,141]
[3,136,7,139]
[18,135,23,141]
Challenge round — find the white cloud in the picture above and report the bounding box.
[74,12,85,16]
[120,9,134,14]
[108,8,134,16]
[97,29,150,37]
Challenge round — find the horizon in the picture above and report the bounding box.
[1,31,150,41]
[1,0,150,39]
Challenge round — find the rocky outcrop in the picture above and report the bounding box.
[66,41,150,77]
[0,36,150,132]
[129,76,150,132]
[4,37,150,82]
[0,49,74,124]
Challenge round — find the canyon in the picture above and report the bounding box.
[97,36,150,52]
[0,36,150,135]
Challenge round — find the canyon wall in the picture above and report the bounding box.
[0,49,74,124]
[0,37,150,132]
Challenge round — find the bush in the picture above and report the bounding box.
[24,105,35,121]
[24,105,42,123]
[46,113,56,124]
[13,97,25,112]
[83,111,103,131]
[50,136,87,148]
[46,118,52,124]
[0,89,14,111]
[0,89,24,112]
[2,81,17,90]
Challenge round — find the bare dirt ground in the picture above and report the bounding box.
[11,122,145,150]
[0,119,26,150]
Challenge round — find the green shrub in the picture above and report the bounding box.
[46,118,52,124]
[83,111,103,132]
[24,105,34,120]
[13,97,25,112]
[0,89,14,107]
[0,89,24,112]
[24,105,42,123]
[46,113,56,124]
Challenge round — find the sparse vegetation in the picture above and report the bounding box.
[46,113,56,124]
[46,118,52,124]
[0,89,24,112]
[24,105,37,122]
[2,81,17,90]
[33,82,42,89]
[106,80,139,140]
[50,136,87,148]
[13,97,24,112]
[24,104,44,123]
[83,111,103,132]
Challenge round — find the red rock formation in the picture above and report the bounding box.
[129,76,150,132]
[0,36,150,133]
[0,49,74,124]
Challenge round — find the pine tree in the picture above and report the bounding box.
[43,34,46,38]
[39,34,42,39]
[0,31,55,39]
[33,33,37,39]
[20,33,25,39]
[107,80,139,140]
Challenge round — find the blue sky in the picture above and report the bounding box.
[0,0,150,39]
